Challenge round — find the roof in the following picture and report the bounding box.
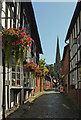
[65,1,81,42]
[62,44,69,61]
[25,2,43,54]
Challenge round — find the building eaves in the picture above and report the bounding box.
[25,2,43,54]
[65,1,81,42]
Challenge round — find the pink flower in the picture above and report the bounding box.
[19,42,22,44]
[26,39,28,42]
[19,35,21,37]
[27,44,29,46]
[33,40,34,43]
[5,29,7,31]
[21,28,26,30]
[12,42,15,46]
[22,40,25,42]
[20,32,25,35]
[28,47,29,50]
[16,41,19,43]
[20,33,23,35]
[15,32,18,34]
[30,42,32,45]
[21,28,24,30]
[23,32,25,34]
[28,37,32,40]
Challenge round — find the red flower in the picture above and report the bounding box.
[14,28,16,30]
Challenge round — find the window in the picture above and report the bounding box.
[12,57,23,86]
[24,72,30,87]
[79,68,81,82]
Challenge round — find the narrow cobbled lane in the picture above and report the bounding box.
[7,89,80,119]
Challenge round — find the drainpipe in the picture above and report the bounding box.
[2,51,5,120]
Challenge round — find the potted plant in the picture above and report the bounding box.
[2,28,34,66]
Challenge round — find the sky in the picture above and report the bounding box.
[32,1,77,65]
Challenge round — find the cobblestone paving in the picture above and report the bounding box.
[7,89,81,119]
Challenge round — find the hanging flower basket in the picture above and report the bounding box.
[23,61,49,79]
[23,62,41,78]
[2,28,34,66]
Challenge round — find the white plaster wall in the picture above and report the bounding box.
[25,91,28,100]
[70,73,72,85]
[1,2,5,28]
[7,8,10,29]
[5,86,8,110]
[77,16,79,35]
[75,70,78,89]
[11,7,14,28]
[16,2,20,29]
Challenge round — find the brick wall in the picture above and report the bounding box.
[61,45,69,93]
[31,78,41,96]
[68,88,81,107]
[34,78,41,93]
[31,78,44,96]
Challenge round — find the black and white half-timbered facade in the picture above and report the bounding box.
[65,2,81,90]
[0,1,42,119]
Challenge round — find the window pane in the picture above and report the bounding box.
[12,58,15,64]
[17,79,20,85]
[12,66,15,71]
[12,73,15,79]
[24,78,26,82]
[24,73,26,76]
[17,67,20,72]
[17,73,20,79]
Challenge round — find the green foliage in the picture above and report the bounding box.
[46,64,58,80]
[39,59,49,78]
[39,59,46,69]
